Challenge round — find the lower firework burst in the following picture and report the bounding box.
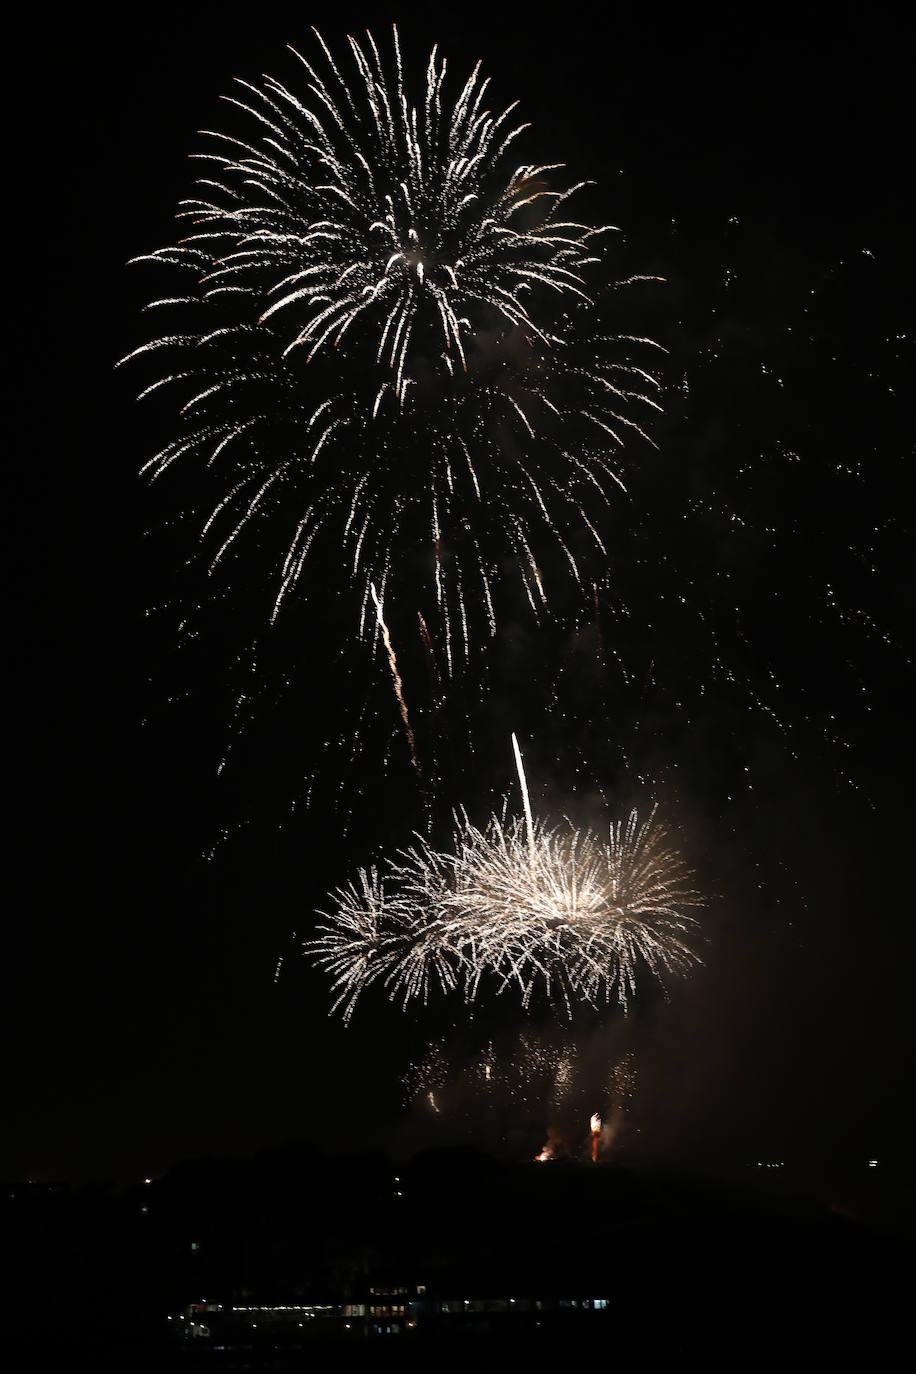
[306,801,702,1022]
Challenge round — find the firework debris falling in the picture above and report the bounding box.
[403,1030,580,1113]
[399,1031,638,1164]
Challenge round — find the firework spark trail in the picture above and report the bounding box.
[121,26,662,655]
[307,790,702,1022]
[371,582,421,777]
[512,732,536,873]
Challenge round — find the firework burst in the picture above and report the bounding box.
[121,25,661,665]
[307,800,701,1022]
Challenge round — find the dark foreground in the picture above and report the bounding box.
[4,1146,909,1368]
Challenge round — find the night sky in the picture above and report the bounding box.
[10,2,913,1187]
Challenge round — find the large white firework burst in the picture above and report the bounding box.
[306,803,702,1021]
[121,25,662,666]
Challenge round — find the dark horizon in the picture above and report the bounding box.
[7,1140,910,1365]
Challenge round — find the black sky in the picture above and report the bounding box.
[9,2,913,1185]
